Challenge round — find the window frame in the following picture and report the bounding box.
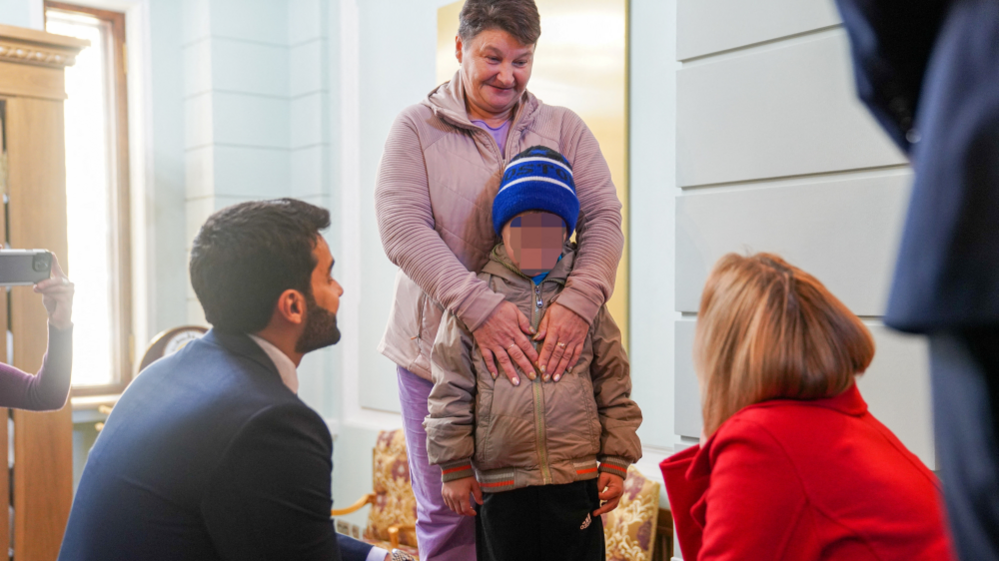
[44,1,134,397]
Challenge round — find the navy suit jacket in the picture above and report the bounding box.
[59,330,372,561]
[835,0,999,332]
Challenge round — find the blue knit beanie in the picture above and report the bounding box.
[492,146,580,237]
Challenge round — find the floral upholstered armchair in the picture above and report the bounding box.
[331,429,419,558]
[602,465,662,561]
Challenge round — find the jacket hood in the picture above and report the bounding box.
[482,241,577,286]
[422,70,542,134]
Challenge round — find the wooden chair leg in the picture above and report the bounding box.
[388,526,399,550]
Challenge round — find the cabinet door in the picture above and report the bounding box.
[6,95,73,561]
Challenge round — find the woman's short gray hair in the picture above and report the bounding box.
[458,0,541,47]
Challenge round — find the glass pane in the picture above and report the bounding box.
[46,10,117,387]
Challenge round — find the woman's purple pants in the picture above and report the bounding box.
[397,366,476,560]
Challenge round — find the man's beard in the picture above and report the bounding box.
[295,292,340,354]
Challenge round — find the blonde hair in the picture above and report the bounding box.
[695,253,875,436]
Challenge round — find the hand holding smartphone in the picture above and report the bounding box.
[0,250,74,330]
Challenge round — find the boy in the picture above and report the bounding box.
[425,146,643,561]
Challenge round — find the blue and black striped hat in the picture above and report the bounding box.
[492,146,579,237]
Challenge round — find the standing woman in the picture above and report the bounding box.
[375,0,624,558]
[0,255,74,410]
[661,253,955,561]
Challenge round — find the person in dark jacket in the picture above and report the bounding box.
[59,199,405,561]
[833,2,999,559]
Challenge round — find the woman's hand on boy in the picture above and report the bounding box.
[592,472,625,516]
[535,303,587,382]
[473,301,539,386]
[442,476,483,517]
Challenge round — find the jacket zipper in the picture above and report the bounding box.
[531,280,552,484]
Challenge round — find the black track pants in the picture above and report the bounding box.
[475,480,605,561]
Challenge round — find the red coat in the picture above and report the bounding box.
[661,384,955,561]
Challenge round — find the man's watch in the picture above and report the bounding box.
[390,550,416,561]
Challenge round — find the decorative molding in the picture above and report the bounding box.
[0,41,78,68]
[0,24,89,69]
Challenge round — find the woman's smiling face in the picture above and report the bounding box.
[457,28,535,122]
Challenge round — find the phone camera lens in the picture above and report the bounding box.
[32,256,49,272]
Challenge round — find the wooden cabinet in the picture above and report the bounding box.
[0,24,87,561]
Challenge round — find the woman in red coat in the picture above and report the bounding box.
[661,253,955,561]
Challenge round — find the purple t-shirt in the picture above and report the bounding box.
[472,119,511,155]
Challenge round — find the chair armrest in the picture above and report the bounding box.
[388,524,416,550]
[330,493,376,517]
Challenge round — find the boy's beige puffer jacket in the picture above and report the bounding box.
[425,243,642,492]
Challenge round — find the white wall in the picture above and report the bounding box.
[0,0,42,29]
[180,0,340,419]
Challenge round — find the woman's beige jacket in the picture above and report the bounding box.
[425,243,642,492]
[375,72,624,380]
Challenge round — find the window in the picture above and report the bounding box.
[45,2,132,395]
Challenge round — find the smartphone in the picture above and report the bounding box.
[0,250,53,286]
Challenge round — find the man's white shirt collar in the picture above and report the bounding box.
[247,334,299,394]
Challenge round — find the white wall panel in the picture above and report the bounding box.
[290,40,328,97]
[184,92,213,149]
[677,31,905,188]
[211,92,289,148]
[291,93,327,149]
[185,145,213,199]
[209,0,288,46]
[677,0,840,61]
[675,171,911,314]
[183,40,211,97]
[855,327,935,469]
[211,38,289,97]
[674,320,699,439]
[290,145,327,198]
[181,0,211,46]
[674,320,935,469]
[288,0,324,46]
[213,146,290,198]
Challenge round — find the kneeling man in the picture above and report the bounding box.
[60,199,393,561]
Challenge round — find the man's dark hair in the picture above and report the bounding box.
[458,0,541,48]
[190,198,331,334]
